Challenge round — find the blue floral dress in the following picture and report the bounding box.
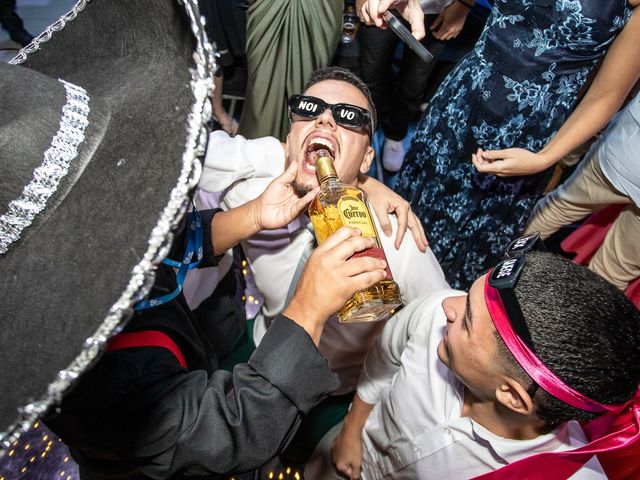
[396,0,632,289]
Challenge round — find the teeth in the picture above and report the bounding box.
[309,137,334,154]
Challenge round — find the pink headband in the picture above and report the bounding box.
[484,273,615,412]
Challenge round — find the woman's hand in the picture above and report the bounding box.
[431,1,470,41]
[359,0,427,40]
[472,147,555,176]
[358,175,428,251]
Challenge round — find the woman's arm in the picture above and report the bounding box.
[474,8,640,176]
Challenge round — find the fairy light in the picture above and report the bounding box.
[0,425,78,480]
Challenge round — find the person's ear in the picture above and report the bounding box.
[495,377,535,416]
[359,145,375,174]
[283,137,291,166]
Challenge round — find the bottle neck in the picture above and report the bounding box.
[315,156,339,184]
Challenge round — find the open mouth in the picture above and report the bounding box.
[304,137,336,172]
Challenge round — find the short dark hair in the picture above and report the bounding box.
[304,66,377,132]
[494,251,640,427]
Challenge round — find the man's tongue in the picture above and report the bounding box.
[308,148,333,164]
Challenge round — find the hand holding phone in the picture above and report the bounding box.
[382,10,434,63]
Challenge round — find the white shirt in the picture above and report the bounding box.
[356,291,605,479]
[599,92,640,208]
[200,131,450,394]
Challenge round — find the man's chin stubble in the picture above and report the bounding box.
[291,180,314,198]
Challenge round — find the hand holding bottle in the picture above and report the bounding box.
[283,227,388,345]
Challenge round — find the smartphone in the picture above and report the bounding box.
[383,10,434,63]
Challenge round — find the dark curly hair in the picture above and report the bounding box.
[494,251,640,428]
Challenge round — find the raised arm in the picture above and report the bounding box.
[473,8,640,176]
[211,160,318,255]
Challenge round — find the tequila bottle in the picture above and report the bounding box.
[308,156,402,323]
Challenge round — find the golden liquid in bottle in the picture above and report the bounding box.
[308,156,402,323]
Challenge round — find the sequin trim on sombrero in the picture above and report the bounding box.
[0,79,89,255]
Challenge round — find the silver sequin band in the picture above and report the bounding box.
[0,79,90,255]
[10,0,89,65]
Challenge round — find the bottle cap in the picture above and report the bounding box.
[315,156,338,183]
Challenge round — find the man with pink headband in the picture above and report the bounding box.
[306,234,640,479]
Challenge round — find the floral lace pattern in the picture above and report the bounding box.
[397,0,630,289]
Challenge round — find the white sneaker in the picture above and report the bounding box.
[382,138,406,172]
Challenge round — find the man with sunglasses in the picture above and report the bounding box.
[307,233,640,479]
[197,66,448,457]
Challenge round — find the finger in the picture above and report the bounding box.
[348,269,388,292]
[361,1,372,24]
[318,226,362,251]
[474,158,501,174]
[374,204,393,237]
[342,255,387,277]
[410,11,427,40]
[294,186,320,210]
[407,213,428,251]
[393,204,409,250]
[278,158,299,183]
[481,149,510,160]
[472,154,492,172]
[430,14,443,30]
[371,0,386,27]
[327,234,377,261]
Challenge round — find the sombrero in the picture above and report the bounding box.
[0,0,216,451]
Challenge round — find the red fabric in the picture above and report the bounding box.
[472,393,640,480]
[107,330,188,369]
[561,204,640,308]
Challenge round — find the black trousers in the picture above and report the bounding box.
[358,17,445,141]
[0,0,23,34]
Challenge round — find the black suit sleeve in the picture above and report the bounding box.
[138,315,339,478]
[54,313,338,478]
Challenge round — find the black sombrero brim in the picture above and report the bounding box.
[0,0,215,449]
